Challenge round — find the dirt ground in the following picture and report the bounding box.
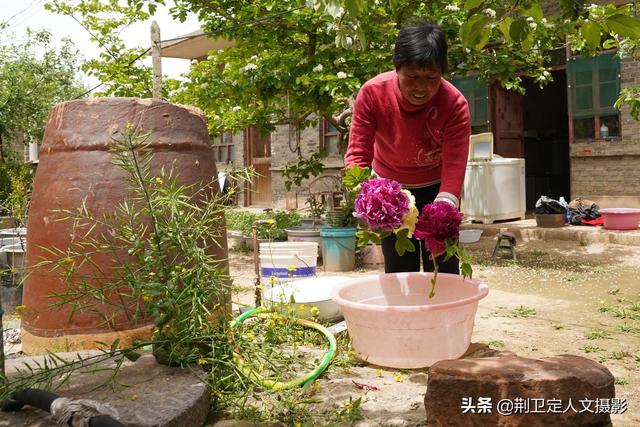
[227,237,640,426]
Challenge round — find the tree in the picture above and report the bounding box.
[46,1,640,137]
[0,25,84,160]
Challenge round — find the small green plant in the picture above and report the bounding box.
[610,351,629,360]
[586,329,611,340]
[335,396,364,423]
[482,339,504,348]
[607,288,620,295]
[579,344,604,353]
[510,305,537,318]
[531,250,546,257]
[562,274,578,282]
[618,324,640,334]
[614,377,628,385]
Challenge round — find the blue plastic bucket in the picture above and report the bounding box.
[320,227,356,272]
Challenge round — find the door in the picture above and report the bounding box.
[490,84,524,158]
[245,127,272,206]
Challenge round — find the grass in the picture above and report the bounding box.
[481,339,505,348]
[510,306,537,318]
[579,344,604,353]
[615,377,629,386]
[585,329,611,340]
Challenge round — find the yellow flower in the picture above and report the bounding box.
[310,307,321,318]
[376,369,383,378]
[244,332,255,340]
[15,305,27,312]
[287,265,296,272]
[130,394,138,401]
[268,275,278,285]
[142,294,153,302]
[197,358,208,365]
[154,177,163,185]
[148,272,156,276]
[394,373,403,382]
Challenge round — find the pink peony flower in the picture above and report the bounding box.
[354,178,410,231]
[414,201,462,255]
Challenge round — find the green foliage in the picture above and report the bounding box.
[282,151,326,192]
[0,27,83,153]
[46,0,640,128]
[0,155,34,222]
[225,209,301,240]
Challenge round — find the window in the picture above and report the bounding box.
[451,75,489,134]
[320,118,341,157]
[212,131,234,163]
[567,51,620,140]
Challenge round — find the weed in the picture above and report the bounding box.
[610,351,630,360]
[532,250,546,257]
[510,306,537,318]
[586,329,611,340]
[618,324,640,334]
[580,345,604,353]
[607,288,620,295]
[562,275,578,282]
[335,396,364,423]
[482,339,505,348]
[551,323,564,330]
[579,239,588,246]
[614,377,628,386]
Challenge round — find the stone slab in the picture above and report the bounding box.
[1,352,209,427]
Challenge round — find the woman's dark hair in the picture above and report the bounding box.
[393,21,448,73]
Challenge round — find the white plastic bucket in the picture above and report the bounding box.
[259,242,318,285]
[332,272,488,368]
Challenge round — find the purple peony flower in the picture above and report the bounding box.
[414,201,462,255]
[354,178,410,231]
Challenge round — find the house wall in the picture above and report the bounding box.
[270,121,344,211]
[570,57,640,208]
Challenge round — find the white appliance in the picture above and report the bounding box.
[461,156,526,224]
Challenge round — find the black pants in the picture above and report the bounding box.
[381,184,460,274]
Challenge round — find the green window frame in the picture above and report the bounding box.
[451,75,489,134]
[567,51,621,140]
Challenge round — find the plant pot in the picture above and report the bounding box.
[243,235,271,251]
[331,272,489,368]
[320,227,356,272]
[535,213,566,228]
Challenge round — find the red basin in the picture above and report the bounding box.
[600,208,640,230]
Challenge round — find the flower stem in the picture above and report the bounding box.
[429,255,439,299]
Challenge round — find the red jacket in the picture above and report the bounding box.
[345,71,470,201]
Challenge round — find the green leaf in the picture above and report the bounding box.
[122,348,141,362]
[520,3,543,20]
[509,19,530,43]
[464,0,484,11]
[461,262,473,279]
[605,14,640,38]
[603,38,617,49]
[581,22,602,50]
[498,17,514,43]
[345,0,363,17]
[110,338,121,352]
[394,236,415,257]
[460,15,491,50]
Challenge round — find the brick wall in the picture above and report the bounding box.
[270,120,344,211]
[570,57,640,208]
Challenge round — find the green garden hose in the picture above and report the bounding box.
[230,307,336,391]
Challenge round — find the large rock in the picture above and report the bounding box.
[425,354,615,426]
[2,352,209,427]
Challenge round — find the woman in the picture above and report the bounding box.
[344,21,471,274]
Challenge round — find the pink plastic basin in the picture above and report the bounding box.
[331,272,488,368]
[600,208,640,230]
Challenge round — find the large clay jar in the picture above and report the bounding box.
[22,98,229,354]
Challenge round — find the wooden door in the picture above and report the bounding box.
[245,127,272,206]
[490,83,524,158]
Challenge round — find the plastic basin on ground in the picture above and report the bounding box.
[331,272,489,368]
[459,229,482,243]
[263,276,352,322]
[600,208,640,230]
